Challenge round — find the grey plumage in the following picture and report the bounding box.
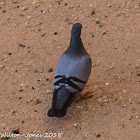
[48,23,92,118]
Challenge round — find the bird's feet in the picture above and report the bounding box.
[76,91,93,102]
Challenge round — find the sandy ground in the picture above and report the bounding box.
[0,0,140,140]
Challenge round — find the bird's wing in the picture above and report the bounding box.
[54,53,92,93]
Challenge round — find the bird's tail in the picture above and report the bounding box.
[48,86,73,118]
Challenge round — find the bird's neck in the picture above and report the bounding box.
[70,33,81,46]
[68,34,84,53]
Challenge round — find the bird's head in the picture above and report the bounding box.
[71,23,82,36]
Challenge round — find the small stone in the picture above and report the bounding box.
[122,104,126,107]
[91,10,95,16]
[46,90,51,94]
[76,106,80,109]
[136,116,139,119]
[35,99,42,105]
[11,110,16,114]
[89,4,92,7]
[107,4,111,7]
[74,123,77,127]
[102,32,106,35]
[96,21,100,24]
[41,10,46,13]
[90,33,94,37]
[33,69,38,73]
[19,44,26,48]
[8,53,12,55]
[21,83,24,87]
[12,130,19,134]
[19,89,23,92]
[48,68,53,72]
[46,78,49,81]
[32,87,35,90]
[105,83,109,85]
[2,10,6,13]
[115,27,118,30]
[54,32,58,35]
[96,134,101,138]
[21,6,28,11]
[12,0,17,3]
[84,133,88,137]
[41,33,46,36]
[1,114,4,118]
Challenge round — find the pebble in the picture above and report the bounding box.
[136,116,139,119]
[84,133,88,137]
[19,89,23,92]
[96,134,101,138]
[107,4,111,7]
[21,83,24,87]
[21,6,28,11]
[54,32,58,35]
[35,99,42,105]
[91,10,95,16]
[90,33,94,37]
[46,78,49,81]
[19,44,26,48]
[74,123,77,127]
[89,4,92,7]
[48,68,53,72]
[33,69,38,73]
[105,83,109,85]
[96,21,100,24]
[115,27,118,30]
[8,53,12,55]
[11,110,16,114]
[1,114,4,118]
[102,32,106,35]
[12,0,17,3]
[41,10,46,14]
[41,33,46,36]
[76,106,80,109]
[122,104,126,107]
[46,90,51,94]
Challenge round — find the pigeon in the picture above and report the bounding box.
[48,23,92,118]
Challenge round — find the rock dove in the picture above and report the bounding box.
[48,23,92,118]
